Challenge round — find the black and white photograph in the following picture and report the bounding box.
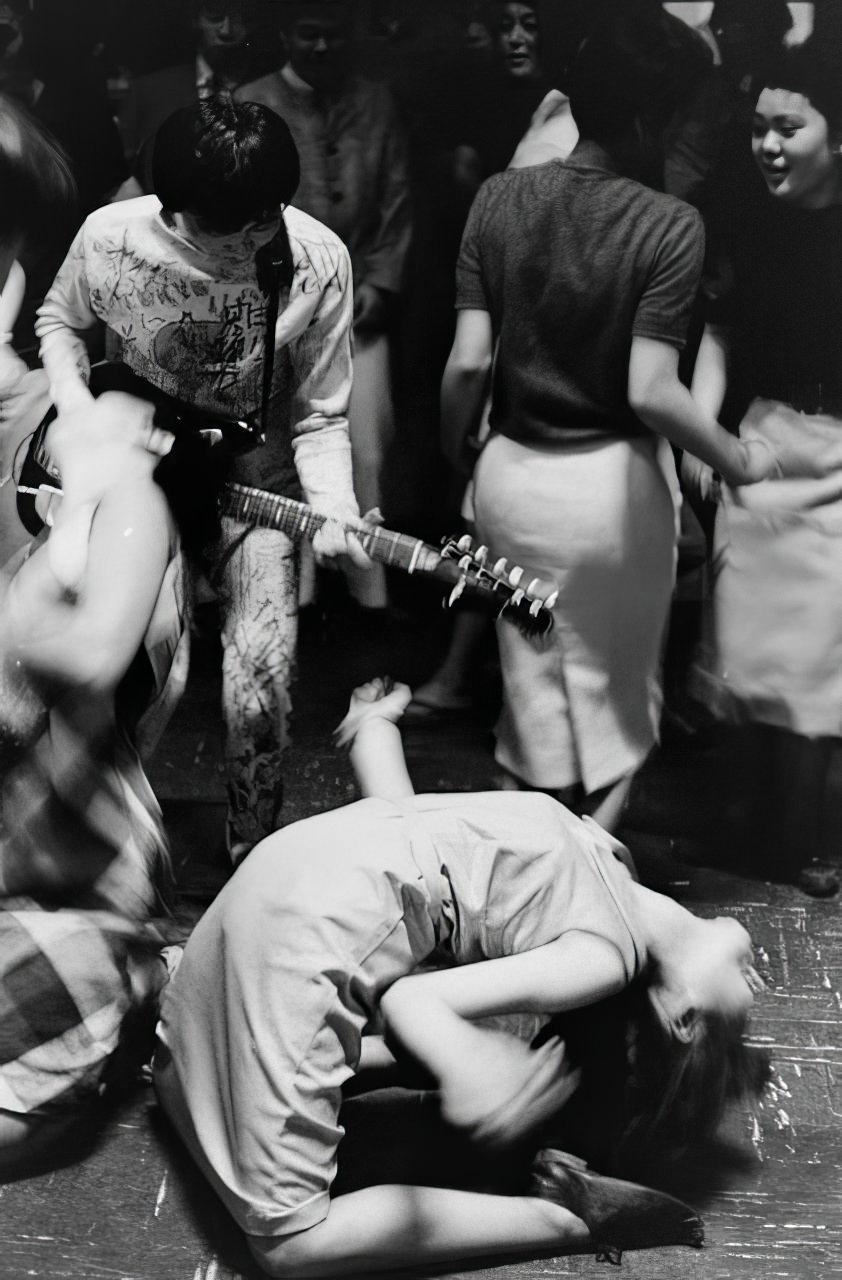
[0,2,839,1277]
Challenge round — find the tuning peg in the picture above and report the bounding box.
[457,534,473,553]
[544,590,558,610]
[458,554,473,572]
[510,587,526,608]
[493,557,507,576]
[448,577,466,607]
[475,544,488,565]
[526,577,542,597]
[508,566,524,587]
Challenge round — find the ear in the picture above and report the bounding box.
[671,1006,700,1045]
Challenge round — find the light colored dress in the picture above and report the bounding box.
[154,791,644,1239]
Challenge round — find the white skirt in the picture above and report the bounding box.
[473,431,679,792]
[708,399,842,738]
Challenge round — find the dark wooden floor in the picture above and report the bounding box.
[3,587,841,1280]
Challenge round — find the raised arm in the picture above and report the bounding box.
[0,393,175,692]
[335,678,414,802]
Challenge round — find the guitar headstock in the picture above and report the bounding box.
[440,535,557,637]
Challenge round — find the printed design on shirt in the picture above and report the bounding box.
[89,235,269,408]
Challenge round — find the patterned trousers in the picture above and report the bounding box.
[210,516,299,860]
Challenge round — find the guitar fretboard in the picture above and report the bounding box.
[221,483,445,577]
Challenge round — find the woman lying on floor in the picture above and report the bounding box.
[154,678,768,1277]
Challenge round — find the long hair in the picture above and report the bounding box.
[0,91,77,249]
[538,977,770,1180]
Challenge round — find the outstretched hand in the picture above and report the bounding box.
[334,676,413,748]
[439,1027,581,1148]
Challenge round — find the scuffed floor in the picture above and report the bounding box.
[2,590,841,1280]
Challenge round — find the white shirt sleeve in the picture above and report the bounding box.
[287,240,359,518]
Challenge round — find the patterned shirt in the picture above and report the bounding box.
[35,198,357,504]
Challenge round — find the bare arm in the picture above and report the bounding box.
[628,335,774,486]
[336,679,415,802]
[440,309,493,473]
[379,935,614,1144]
[0,394,175,691]
[381,932,626,1074]
[2,479,172,692]
[682,324,732,501]
[690,323,730,421]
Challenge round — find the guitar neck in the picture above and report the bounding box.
[221,483,447,578]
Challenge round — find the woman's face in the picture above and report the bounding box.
[753,86,842,209]
[650,916,762,1037]
[497,3,540,80]
[690,917,763,1021]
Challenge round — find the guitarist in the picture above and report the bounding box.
[35,97,372,864]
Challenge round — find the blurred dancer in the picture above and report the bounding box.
[0,92,233,1164]
[154,677,765,1276]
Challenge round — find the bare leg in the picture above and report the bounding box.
[581,773,634,834]
[248,1185,589,1278]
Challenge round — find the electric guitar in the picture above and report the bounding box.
[221,483,557,637]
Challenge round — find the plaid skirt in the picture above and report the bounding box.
[0,902,160,1114]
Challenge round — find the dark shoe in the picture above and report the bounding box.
[797,862,840,898]
[530,1148,704,1264]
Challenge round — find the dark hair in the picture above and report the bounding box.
[568,9,710,156]
[152,97,300,234]
[540,978,770,1178]
[759,40,842,137]
[0,92,77,248]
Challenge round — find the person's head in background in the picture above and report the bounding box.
[493,1,542,80]
[278,0,356,93]
[193,0,261,80]
[567,4,711,185]
[152,97,300,239]
[0,90,76,288]
[751,40,842,210]
[705,1,793,95]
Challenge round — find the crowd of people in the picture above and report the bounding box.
[0,0,839,1275]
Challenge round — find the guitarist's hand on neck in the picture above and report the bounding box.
[310,500,374,572]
